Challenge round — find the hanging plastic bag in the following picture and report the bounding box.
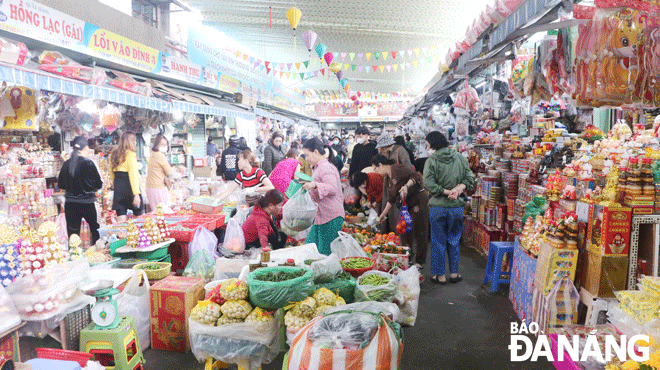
[397,199,413,234]
[343,186,358,205]
[309,254,343,284]
[222,218,246,256]
[282,190,317,233]
[116,269,151,351]
[55,213,68,245]
[189,226,219,259]
[183,249,216,281]
[231,205,252,228]
[394,266,420,326]
[330,231,368,259]
[366,208,379,228]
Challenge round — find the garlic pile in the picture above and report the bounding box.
[285,288,347,331]
[191,301,222,325]
[244,307,274,323]
[220,299,252,319]
[219,278,249,301]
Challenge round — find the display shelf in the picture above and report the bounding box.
[628,215,660,289]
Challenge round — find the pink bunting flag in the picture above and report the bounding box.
[407,49,413,57]
[358,65,363,72]
[386,65,391,72]
[341,52,347,60]
[279,63,284,69]
[391,51,397,59]
[372,65,378,72]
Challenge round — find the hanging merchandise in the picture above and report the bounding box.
[453,80,481,113]
[1,86,39,131]
[100,104,121,133]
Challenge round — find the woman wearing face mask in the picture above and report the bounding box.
[57,136,103,243]
[111,132,142,223]
[146,134,173,212]
[263,131,286,175]
[243,189,288,250]
[298,138,344,255]
[331,136,347,163]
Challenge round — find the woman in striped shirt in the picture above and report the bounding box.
[218,150,274,201]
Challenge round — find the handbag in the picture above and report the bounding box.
[397,198,413,234]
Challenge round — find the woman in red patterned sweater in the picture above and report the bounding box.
[242,189,287,250]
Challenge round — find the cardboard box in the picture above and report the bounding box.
[150,275,205,352]
[534,241,579,296]
[510,238,538,323]
[583,250,628,298]
[586,205,632,256]
[192,165,217,179]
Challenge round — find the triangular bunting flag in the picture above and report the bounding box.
[266,67,272,74]
[279,63,284,69]
[253,61,259,68]
[400,63,405,71]
[287,63,293,70]
[303,61,309,68]
[372,65,378,72]
[391,51,397,59]
[433,54,438,61]
[427,56,433,64]
[341,52,347,60]
[358,65,363,72]
[344,64,349,71]
[407,49,413,57]
[374,52,380,60]
[386,65,391,72]
[333,52,339,60]
[242,54,249,61]
[279,71,284,78]
[379,65,384,72]
[392,64,398,72]
[265,61,270,68]
[295,62,301,70]
[358,53,364,61]
[351,65,356,71]
[321,69,325,76]
[406,62,412,68]
[249,57,255,64]
[399,50,406,59]
[300,73,305,79]
[366,53,372,61]
[235,50,241,58]
[414,48,420,56]
[257,59,262,65]
[413,60,418,67]
[422,47,429,55]
[382,52,388,60]
[431,45,437,53]
[349,53,355,61]
[314,71,319,77]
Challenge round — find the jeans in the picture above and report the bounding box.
[429,206,464,276]
[65,202,100,244]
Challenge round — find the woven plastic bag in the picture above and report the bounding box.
[221,218,246,256]
[330,231,368,259]
[286,311,403,370]
[189,225,219,259]
[183,249,215,282]
[282,189,317,233]
[116,269,151,351]
[355,271,398,303]
[247,267,314,309]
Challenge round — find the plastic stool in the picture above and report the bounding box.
[483,241,514,292]
[79,316,144,370]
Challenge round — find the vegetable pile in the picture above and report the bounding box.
[191,301,222,325]
[340,258,373,270]
[136,263,163,270]
[360,274,391,287]
[284,288,347,331]
[355,271,398,303]
[253,269,306,282]
[221,299,252,319]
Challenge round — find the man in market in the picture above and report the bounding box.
[344,126,377,179]
[218,135,241,180]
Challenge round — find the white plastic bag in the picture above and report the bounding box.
[309,254,343,283]
[189,226,219,259]
[232,205,252,227]
[394,266,420,326]
[116,270,151,351]
[222,219,246,255]
[324,301,400,323]
[330,231,368,259]
[355,271,398,303]
[0,285,21,333]
[282,190,317,233]
[367,208,379,227]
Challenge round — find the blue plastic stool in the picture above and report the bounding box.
[483,241,514,292]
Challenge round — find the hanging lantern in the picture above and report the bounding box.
[286,7,302,51]
[351,95,358,101]
[339,78,348,88]
[323,52,333,66]
[328,62,341,73]
[302,30,317,54]
[315,44,327,59]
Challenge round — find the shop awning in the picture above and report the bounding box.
[172,98,255,121]
[0,61,172,112]
[254,107,294,125]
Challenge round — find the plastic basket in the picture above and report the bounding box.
[36,348,93,367]
[340,257,376,278]
[109,238,127,256]
[373,247,410,272]
[169,221,214,242]
[190,214,224,229]
[133,261,172,281]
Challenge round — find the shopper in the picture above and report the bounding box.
[206,136,221,157]
[346,134,356,163]
[255,136,265,163]
[243,189,288,250]
[263,131,285,175]
[331,136,347,163]
[269,149,301,195]
[146,134,173,212]
[57,136,103,243]
[395,135,415,165]
[325,144,344,173]
[219,135,241,180]
[346,127,377,179]
[218,149,274,203]
[376,134,413,168]
[423,131,475,284]
[300,138,344,255]
[110,132,143,222]
[372,154,429,269]
[351,171,384,210]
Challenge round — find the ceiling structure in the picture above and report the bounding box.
[187,0,493,96]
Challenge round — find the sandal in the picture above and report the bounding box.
[430,275,446,285]
[449,275,463,284]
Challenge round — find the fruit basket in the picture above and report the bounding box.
[373,246,410,272]
[133,261,171,281]
[340,257,376,278]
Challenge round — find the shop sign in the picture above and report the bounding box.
[201,66,219,89]
[218,73,239,93]
[273,95,291,110]
[83,24,159,73]
[158,52,202,84]
[0,0,84,48]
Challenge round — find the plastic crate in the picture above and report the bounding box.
[191,214,225,229]
[168,221,213,242]
[109,238,127,256]
[341,257,376,278]
[36,348,93,367]
[135,244,170,261]
[59,306,91,351]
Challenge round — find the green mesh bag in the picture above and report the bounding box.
[247,267,314,309]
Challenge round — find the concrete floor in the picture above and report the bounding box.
[20,245,555,369]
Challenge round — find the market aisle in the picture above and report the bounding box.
[136,245,555,370]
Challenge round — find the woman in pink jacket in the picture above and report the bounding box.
[268,149,301,195]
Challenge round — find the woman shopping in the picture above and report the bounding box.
[268,149,301,195]
[57,136,103,243]
[218,150,274,204]
[372,154,429,270]
[243,189,288,250]
[110,132,143,222]
[263,131,286,175]
[146,134,173,212]
[351,171,384,211]
[423,131,475,284]
[299,138,344,255]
